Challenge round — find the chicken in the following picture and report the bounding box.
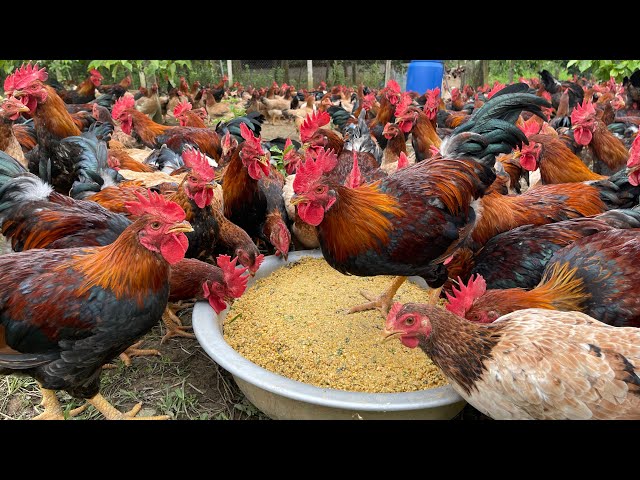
[52,69,103,105]
[0,191,192,420]
[96,74,132,96]
[622,69,640,109]
[384,304,640,419]
[173,100,207,128]
[0,96,31,168]
[571,99,628,175]
[380,122,409,174]
[202,88,231,119]
[111,94,223,161]
[222,123,292,257]
[300,111,344,155]
[291,90,549,315]
[393,92,441,161]
[467,208,640,291]
[135,82,163,124]
[538,69,584,111]
[282,174,319,249]
[628,135,640,186]
[3,64,115,194]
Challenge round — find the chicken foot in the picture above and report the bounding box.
[347,276,407,317]
[160,305,196,343]
[118,340,161,366]
[33,385,88,420]
[87,393,170,420]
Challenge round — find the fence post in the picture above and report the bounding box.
[227,60,233,85]
[384,60,392,86]
[307,60,313,90]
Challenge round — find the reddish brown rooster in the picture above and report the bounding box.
[394,92,441,161]
[571,99,628,175]
[0,191,193,420]
[384,303,640,419]
[300,111,344,156]
[53,69,103,105]
[173,100,208,128]
[292,91,550,315]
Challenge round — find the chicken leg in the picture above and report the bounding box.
[160,305,196,343]
[87,393,169,420]
[33,385,88,420]
[347,276,407,317]
[117,341,161,367]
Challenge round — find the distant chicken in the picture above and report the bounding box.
[384,304,640,419]
[52,69,103,105]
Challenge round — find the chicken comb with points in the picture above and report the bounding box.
[89,69,103,79]
[125,189,186,223]
[182,145,215,182]
[4,63,48,95]
[293,147,338,194]
[239,122,264,154]
[571,99,596,125]
[112,93,136,119]
[444,274,487,317]
[173,99,192,118]
[387,302,404,322]
[300,111,330,142]
[518,115,542,138]
[216,255,250,298]
[486,82,506,99]
[394,93,413,117]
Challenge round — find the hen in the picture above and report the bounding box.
[0,191,192,419]
[384,304,640,419]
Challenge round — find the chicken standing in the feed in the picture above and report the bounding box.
[571,99,629,175]
[0,191,192,420]
[292,89,550,316]
[222,123,291,258]
[384,303,640,419]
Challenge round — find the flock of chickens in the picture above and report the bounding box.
[0,62,639,420]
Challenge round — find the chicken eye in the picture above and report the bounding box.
[189,176,198,183]
[404,317,415,326]
[315,186,325,194]
[151,221,161,230]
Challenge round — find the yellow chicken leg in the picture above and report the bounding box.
[33,385,88,420]
[118,341,161,366]
[160,306,196,344]
[87,393,169,420]
[347,276,408,317]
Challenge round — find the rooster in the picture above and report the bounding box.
[467,208,640,291]
[0,191,192,420]
[292,89,550,315]
[52,69,103,105]
[538,69,584,112]
[384,304,640,419]
[446,226,640,328]
[393,92,441,161]
[300,110,344,156]
[571,99,629,175]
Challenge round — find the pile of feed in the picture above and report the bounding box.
[224,257,448,393]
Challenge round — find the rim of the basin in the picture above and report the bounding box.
[192,249,464,412]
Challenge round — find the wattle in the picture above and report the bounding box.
[297,202,325,226]
[192,188,214,209]
[401,336,419,349]
[519,154,537,171]
[160,233,189,264]
[574,126,593,146]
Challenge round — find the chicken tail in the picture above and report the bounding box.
[535,262,589,312]
[590,168,640,210]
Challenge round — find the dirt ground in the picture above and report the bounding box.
[0,119,486,421]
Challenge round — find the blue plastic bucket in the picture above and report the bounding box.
[405,60,444,94]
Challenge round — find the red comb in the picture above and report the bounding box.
[385,79,401,95]
[397,152,409,170]
[300,111,330,142]
[112,93,135,119]
[518,115,542,138]
[628,135,640,168]
[444,274,487,317]
[4,62,48,95]
[486,82,506,99]
[89,69,103,79]
[293,147,338,194]
[249,253,265,274]
[182,145,215,182]
[124,189,186,223]
[387,302,404,322]
[239,122,263,152]
[571,99,596,125]
[394,93,413,117]
[345,150,362,188]
[173,99,192,118]
[216,255,250,298]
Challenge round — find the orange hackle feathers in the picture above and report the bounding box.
[293,147,338,194]
[112,93,136,120]
[445,274,487,317]
[300,111,330,142]
[182,145,215,182]
[4,63,48,95]
[125,189,186,223]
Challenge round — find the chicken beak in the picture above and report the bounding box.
[11,90,24,98]
[512,150,522,159]
[381,328,404,343]
[290,194,307,206]
[167,221,194,234]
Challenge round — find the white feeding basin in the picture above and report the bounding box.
[192,249,466,420]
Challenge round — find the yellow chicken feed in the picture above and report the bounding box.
[224,257,448,393]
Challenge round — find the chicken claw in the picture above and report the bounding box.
[346,276,407,317]
[87,393,169,420]
[161,307,196,343]
[119,341,161,366]
[33,386,88,420]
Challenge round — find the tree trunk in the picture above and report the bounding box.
[283,60,290,84]
[466,60,485,88]
[508,60,514,83]
[482,60,489,85]
[343,61,349,84]
[325,61,330,86]
[352,61,357,84]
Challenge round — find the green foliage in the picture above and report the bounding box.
[567,59,640,81]
[269,142,295,176]
[479,60,571,85]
